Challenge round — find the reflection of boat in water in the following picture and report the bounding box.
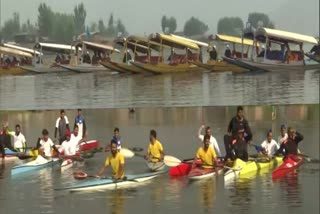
[224,27,320,72]
[60,41,120,73]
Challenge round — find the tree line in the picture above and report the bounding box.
[0,3,128,43]
[161,12,275,37]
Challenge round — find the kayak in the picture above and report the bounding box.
[272,155,303,179]
[187,167,216,180]
[3,148,37,162]
[169,162,192,176]
[11,155,60,176]
[224,159,258,183]
[146,161,165,172]
[256,156,283,170]
[55,170,166,192]
[79,140,99,151]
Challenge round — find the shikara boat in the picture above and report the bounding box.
[224,27,320,72]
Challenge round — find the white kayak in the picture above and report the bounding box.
[61,159,73,172]
[55,170,166,192]
[11,155,60,176]
[146,161,166,172]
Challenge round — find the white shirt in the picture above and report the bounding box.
[198,135,221,156]
[39,138,54,157]
[59,140,76,156]
[277,133,288,146]
[71,133,82,151]
[13,132,26,150]
[261,139,280,156]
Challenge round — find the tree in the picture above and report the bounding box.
[98,19,106,34]
[21,19,37,33]
[183,17,208,36]
[217,17,244,36]
[116,19,127,36]
[167,17,177,34]
[161,15,167,33]
[108,14,114,28]
[247,12,275,29]
[74,3,87,35]
[38,3,53,37]
[1,12,20,40]
[51,13,75,43]
[90,22,97,32]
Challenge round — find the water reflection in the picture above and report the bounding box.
[108,189,126,214]
[278,173,302,209]
[198,179,217,211]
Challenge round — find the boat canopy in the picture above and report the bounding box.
[75,41,120,53]
[34,43,76,54]
[251,28,317,44]
[114,37,151,54]
[215,34,256,46]
[127,35,163,51]
[0,46,33,58]
[3,43,41,55]
[149,33,199,50]
[170,34,208,47]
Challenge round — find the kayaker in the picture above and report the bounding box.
[54,109,70,145]
[259,130,279,156]
[195,134,217,168]
[104,127,123,152]
[0,122,17,160]
[11,124,27,152]
[97,140,125,179]
[59,130,77,156]
[230,128,249,161]
[71,125,84,152]
[36,129,60,158]
[198,125,221,156]
[74,109,86,139]
[275,127,304,157]
[224,106,252,160]
[144,130,164,163]
[277,124,288,146]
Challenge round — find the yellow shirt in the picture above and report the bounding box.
[196,146,216,168]
[148,140,163,163]
[105,152,125,178]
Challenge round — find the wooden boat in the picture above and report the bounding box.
[225,27,320,72]
[146,161,165,171]
[60,41,120,73]
[55,170,166,192]
[101,36,163,74]
[11,155,60,176]
[130,33,205,74]
[19,43,75,73]
[272,155,303,179]
[305,53,320,63]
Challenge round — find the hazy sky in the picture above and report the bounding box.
[1,0,319,36]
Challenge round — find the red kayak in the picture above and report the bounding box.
[169,162,192,176]
[272,155,303,179]
[80,140,99,151]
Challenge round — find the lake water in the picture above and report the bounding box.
[0,70,319,214]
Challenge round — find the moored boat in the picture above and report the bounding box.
[272,155,303,179]
[55,170,166,192]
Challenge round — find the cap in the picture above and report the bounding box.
[65,130,71,137]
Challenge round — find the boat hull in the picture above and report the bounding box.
[169,162,192,176]
[272,156,303,179]
[79,140,99,151]
[192,60,247,72]
[109,61,147,74]
[11,156,60,175]
[100,61,128,73]
[59,64,117,74]
[188,167,216,180]
[131,61,205,74]
[19,65,68,73]
[55,171,166,192]
[146,161,165,171]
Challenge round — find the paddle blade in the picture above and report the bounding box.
[120,148,135,158]
[164,155,182,167]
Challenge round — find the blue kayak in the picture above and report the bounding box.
[55,170,166,192]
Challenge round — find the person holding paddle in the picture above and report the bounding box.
[198,125,221,156]
[97,140,125,179]
[36,129,60,158]
[277,124,288,147]
[144,130,164,163]
[194,134,217,168]
[259,130,279,156]
[59,130,77,156]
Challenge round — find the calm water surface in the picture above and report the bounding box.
[0,106,319,214]
[0,70,319,110]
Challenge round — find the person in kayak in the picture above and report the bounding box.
[0,122,17,160]
[195,134,217,168]
[59,130,77,156]
[97,140,125,179]
[54,110,70,145]
[230,128,249,161]
[11,124,27,152]
[36,129,59,158]
[259,130,280,156]
[104,127,123,152]
[275,127,304,158]
[145,130,164,163]
[277,124,288,146]
[224,106,252,160]
[71,125,84,152]
[74,109,86,139]
[198,125,221,156]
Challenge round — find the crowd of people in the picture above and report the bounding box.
[0,106,304,180]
